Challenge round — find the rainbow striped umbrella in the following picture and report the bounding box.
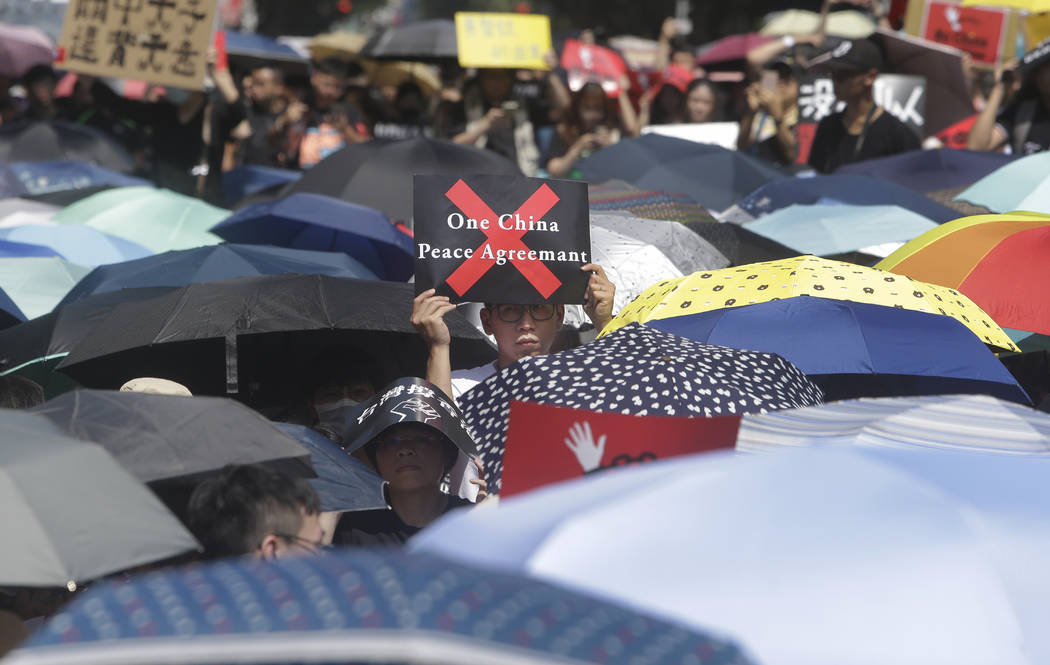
[876,213,1050,335]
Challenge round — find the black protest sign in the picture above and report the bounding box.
[342,377,478,458]
[414,174,590,304]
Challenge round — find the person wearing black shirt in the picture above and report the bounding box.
[806,38,920,173]
[969,37,1050,156]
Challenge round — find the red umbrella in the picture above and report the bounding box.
[696,33,774,67]
[0,22,54,78]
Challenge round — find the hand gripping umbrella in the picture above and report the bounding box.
[459,323,822,494]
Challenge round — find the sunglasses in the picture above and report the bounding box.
[491,303,557,323]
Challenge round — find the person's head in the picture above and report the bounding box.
[808,38,883,104]
[395,80,425,118]
[669,36,696,70]
[306,349,380,428]
[22,65,56,108]
[478,68,513,105]
[768,60,800,106]
[310,57,349,108]
[364,422,458,492]
[186,464,323,561]
[685,78,719,123]
[480,303,565,368]
[0,376,44,409]
[568,81,611,133]
[247,66,284,107]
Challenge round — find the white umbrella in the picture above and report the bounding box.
[591,211,729,275]
[412,445,1050,665]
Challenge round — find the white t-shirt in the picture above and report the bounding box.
[448,361,499,501]
[450,361,499,403]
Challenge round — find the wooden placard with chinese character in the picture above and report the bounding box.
[57,0,218,90]
[904,0,1021,67]
[454,12,551,70]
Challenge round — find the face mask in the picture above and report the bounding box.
[314,397,361,427]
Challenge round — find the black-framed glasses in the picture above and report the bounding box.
[274,533,331,554]
[492,303,556,323]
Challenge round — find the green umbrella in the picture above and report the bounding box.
[0,257,90,318]
[52,187,227,252]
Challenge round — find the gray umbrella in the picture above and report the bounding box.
[0,410,198,589]
[31,390,314,484]
[590,211,730,274]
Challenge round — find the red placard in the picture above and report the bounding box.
[922,1,1007,66]
[500,401,740,497]
[560,38,628,98]
[795,122,818,165]
[936,113,977,149]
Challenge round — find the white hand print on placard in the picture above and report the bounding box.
[564,421,607,472]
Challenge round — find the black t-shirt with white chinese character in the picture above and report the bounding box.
[808,108,921,174]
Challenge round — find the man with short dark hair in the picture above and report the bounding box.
[287,57,368,168]
[240,65,290,167]
[186,464,324,560]
[806,38,920,173]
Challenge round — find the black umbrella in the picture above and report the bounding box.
[358,19,458,61]
[682,221,798,266]
[0,121,136,173]
[55,275,496,398]
[288,138,520,223]
[32,389,315,485]
[460,323,824,493]
[577,134,789,212]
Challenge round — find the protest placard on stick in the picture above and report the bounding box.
[414,174,590,305]
[57,0,218,90]
[454,12,551,70]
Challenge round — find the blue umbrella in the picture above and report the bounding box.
[954,151,1050,213]
[461,322,823,493]
[741,203,937,257]
[0,224,152,266]
[275,422,386,513]
[56,243,378,307]
[0,238,61,258]
[835,148,1017,194]
[0,160,151,197]
[222,164,301,207]
[729,174,960,224]
[648,298,1030,404]
[9,549,754,665]
[577,134,789,212]
[212,193,414,281]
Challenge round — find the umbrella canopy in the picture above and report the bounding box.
[649,298,1029,403]
[0,239,60,259]
[956,151,1050,213]
[873,28,973,137]
[358,19,458,61]
[592,211,729,275]
[7,550,755,665]
[288,138,520,223]
[0,121,135,173]
[577,134,788,212]
[683,221,798,266]
[0,409,198,589]
[875,213,1050,335]
[274,423,386,513]
[604,255,1019,351]
[55,275,495,396]
[835,149,1016,194]
[0,256,90,319]
[0,22,54,78]
[761,8,876,38]
[588,180,719,224]
[737,393,1050,453]
[212,193,413,281]
[0,197,58,226]
[221,164,301,207]
[224,30,307,66]
[0,224,152,267]
[414,444,1050,665]
[307,30,368,60]
[459,323,822,493]
[32,390,314,484]
[742,203,937,257]
[726,173,960,224]
[695,33,774,67]
[0,161,151,198]
[52,187,226,252]
[57,244,378,307]
[0,280,25,327]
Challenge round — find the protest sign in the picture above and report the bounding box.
[454,12,551,70]
[500,401,740,497]
[414,174,590,304]
[795,73,926,164]
[905,0,1019,66]
[56,0,217,90]
[561,38,628,98]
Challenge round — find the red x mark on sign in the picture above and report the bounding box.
[444,179,563,298]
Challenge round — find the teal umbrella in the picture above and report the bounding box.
[742,203,937,257]
[52,187,226,252]
[955,152,1050,213]
[0,257,89,318]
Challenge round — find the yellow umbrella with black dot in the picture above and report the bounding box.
[601,255,1020,352]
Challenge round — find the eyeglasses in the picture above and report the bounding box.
[492,303,557,323]
[274,533,331,554]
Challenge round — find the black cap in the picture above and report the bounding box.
[807,38,885,73]
[1019,37,1050,76]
